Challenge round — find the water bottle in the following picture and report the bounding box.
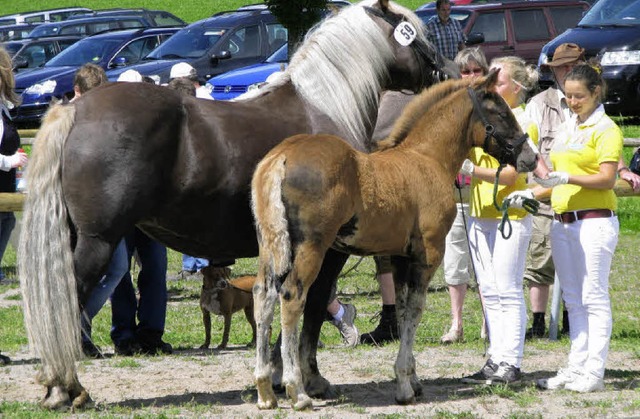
[16,148,26,193]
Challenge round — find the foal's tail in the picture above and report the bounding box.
[18,104,81,387]
[251,153,292,277]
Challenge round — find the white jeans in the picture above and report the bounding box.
[444,203,473,286]
[469,216,532,367]
[550,216,618,379]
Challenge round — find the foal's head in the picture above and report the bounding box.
[468,70,538,172]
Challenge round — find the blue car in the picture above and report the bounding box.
[206,43,288,100]
[11,27,179,128]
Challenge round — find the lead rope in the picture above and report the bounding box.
[492,165,539,239]
[456,178,489,355]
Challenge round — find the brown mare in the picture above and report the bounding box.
[18,0,451,410]
[250,72,539,409]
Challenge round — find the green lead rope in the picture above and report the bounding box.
[492,165,539,240]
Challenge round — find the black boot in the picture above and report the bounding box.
[360,304,399,345]
[525,312,546,339]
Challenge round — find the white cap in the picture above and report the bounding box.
[117,69,143,83]
[170,62,197,80]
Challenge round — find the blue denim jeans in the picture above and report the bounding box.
[81,239,128,343]
[110,228,168,346]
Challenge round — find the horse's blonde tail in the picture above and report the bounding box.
[251,153,291,277]
[18,103,81,387]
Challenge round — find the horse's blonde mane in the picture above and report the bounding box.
[376,78,474,150]
[236,1,427,146]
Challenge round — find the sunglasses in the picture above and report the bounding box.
[461,68,484,75]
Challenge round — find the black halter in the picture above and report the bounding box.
[363,6,449,87]
[467,87,529,164]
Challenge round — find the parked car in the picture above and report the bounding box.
[0,7,92,26]
[207,43,288,100]
[26,15,151,39]
[0,24,40,42]
[11,27,179,127]
[416,0,590,64]
[67,8,186,27]
[105,9,288,85]
[539,0,640,115]
[3,36,81,71]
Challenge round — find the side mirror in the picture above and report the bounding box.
[211,50,231,63]
[110,56,129,68]
[12,56,28,69]
[466,32,485,46]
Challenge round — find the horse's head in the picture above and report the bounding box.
[467,70,538,172]
[362,0,457,93]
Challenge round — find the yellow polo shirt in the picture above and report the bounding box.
[550,105,622,213]
[469,105,538,219]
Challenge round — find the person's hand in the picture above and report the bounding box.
[506,189,535,209]
[620,169,640,192]
[460,159,475,176]
[534,171,569,188]
[7,151,27,169]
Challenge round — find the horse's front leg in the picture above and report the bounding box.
[281,244,326,411]
[391,256,437,405]
[253,264,280,410]
[300,249,349,398]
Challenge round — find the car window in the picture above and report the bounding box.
[222,25,261,58]
[0,19,16,26]
[113,36,161,65]
[20,44,46,67]
[512,9,550,41]
[59,39,79,50]
[60,24,87,36]
[470,12,506,42]
[119,19,146,29]
[150,12,185,27]
[24,16,44,24]
[46,38,122,66]
[29,25,59,38]
[266,43,288,62]
[266,23,287,54]
[549,6,589,34]
[147,26,226,59]
[580,0,639,25]
[3,42,23,56]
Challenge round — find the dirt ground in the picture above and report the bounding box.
[1,289,639,418]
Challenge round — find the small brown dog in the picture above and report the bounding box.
[199,266,257,349]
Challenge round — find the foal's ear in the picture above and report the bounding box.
[378,0,390,12]
[476,68,500,92]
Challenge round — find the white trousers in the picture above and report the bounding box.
[550,216,618,379]
[469,216,532,367]
[444,203,473,286]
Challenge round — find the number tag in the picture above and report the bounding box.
[394,21,417,46]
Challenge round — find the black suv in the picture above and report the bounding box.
[539,0,640,116]
[67,8,186,28]
[416,0,590,64]
[106,9,287,84]
[26,15,151,38]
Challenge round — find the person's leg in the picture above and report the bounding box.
[0,212,16,280]
[133,228,170,353]
[327,297,358,347]
[524,214,555,338]
[110,232,138,354]
[360,256,398,345]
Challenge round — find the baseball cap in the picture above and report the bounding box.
[543,43,585,67]
[117,69,143,83]
[170,62,197,80]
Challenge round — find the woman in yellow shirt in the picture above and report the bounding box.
[536,63,621,393]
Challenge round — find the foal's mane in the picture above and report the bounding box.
[236,1,427,148]
[376,78,474,151]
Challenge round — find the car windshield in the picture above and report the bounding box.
[579,0,640,26]
[3,42,23,56]
[145,26,226,59]
[45,37,122,67]
[266,43,287,63]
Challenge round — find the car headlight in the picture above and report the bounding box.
[601,50,640,66]
[247,82,262,92]
[24,79,57,95]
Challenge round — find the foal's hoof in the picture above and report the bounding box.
[293,395,313,411]
[305,374,333,398]
[41,386,71,410]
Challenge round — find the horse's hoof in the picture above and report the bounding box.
[293,395,313,411]
[41,386,71,411]
[305,374,332,398]
[410,377,423,397]
[71,389,94,410]
[199,344,210,350]
[257,399,278,410]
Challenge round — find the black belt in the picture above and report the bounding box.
[554,209,615,224]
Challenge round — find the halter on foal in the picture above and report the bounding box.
[251,72,538,410]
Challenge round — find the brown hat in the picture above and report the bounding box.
[544,43,585,67]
